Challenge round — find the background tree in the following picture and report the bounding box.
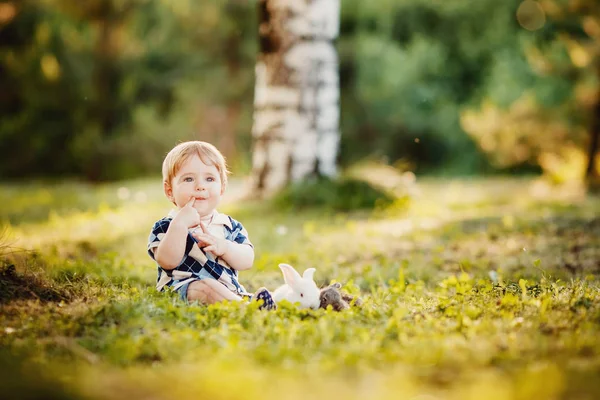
[0,0,186,180]
[546,0,600,183]
[165,0,258,166]
[250,0,341,195]
[462,0,600,184]
[339,0,535,173]
[2,0,597,184]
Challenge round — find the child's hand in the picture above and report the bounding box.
[174,198,201,229]
[192,222,230,257]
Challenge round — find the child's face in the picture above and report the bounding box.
[164,154,224,217]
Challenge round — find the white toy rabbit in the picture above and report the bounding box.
[272,263,321,310]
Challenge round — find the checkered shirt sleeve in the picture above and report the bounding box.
[147,218,170,259]
[147,218,197,265]
[227,217,253,247]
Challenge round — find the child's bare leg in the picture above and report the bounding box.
[187,279,242,304]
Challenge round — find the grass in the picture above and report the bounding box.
[0,175,599,400]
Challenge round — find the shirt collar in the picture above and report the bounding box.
[211,210,232,229]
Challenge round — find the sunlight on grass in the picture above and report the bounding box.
[1,176,599,399]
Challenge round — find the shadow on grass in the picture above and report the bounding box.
[0,263,72,304]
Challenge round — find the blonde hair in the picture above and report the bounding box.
[162,141,229,189]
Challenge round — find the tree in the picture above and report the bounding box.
[53,0,184,180]
[546,0,600,183]
[336,0,526,174]
[250,0,341,195]
[171,0,258,166]
[0,0,186,180]
[516,0,600,183]
[462,0,600,183]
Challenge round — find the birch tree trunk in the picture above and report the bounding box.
[250,0,340,195]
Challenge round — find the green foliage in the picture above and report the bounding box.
[461,0,600,180]
[338,0,527,173]
[3,0,596,181]
[0,0,194,180]
[272,177,398,212]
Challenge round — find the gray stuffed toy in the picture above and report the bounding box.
[319,282,363,311]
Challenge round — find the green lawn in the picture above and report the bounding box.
[1,176,599,400]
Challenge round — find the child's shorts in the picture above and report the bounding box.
[176,278,252,304]
[176,279,276,310]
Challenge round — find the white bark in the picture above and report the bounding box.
[250,0,341,195]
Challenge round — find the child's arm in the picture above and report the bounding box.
[220,241,254,271]
[154,199,200,270]
[192,223,255,271]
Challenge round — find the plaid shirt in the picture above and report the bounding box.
[147,210,252,294]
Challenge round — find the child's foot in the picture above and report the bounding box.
[253,287,277,310]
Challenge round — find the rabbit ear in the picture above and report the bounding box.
[330,282,342,289]
[302,268,316,281]
[279,264,302,287]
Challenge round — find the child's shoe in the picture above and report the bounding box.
[252,287,277,310]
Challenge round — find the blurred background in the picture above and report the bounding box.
[2,3,600,398]
[1,0,599,184]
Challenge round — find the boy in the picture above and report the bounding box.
[147,141,276,309]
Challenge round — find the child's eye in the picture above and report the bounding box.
[184,177,193,182]
[206,177,215,182]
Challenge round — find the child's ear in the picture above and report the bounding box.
[163,181,174,202]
